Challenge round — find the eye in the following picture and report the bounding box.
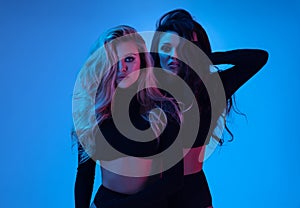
[161,44,172,53]
[124,56,135,62]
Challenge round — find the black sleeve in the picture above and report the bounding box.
[106,112,184,208]
[74,144,96,208]
[209,49,269,99]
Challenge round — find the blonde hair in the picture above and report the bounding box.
[72,25,182,163]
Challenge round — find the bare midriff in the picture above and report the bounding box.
[101,146,206,194]
[100,157,160,194]
[183,146,205,175]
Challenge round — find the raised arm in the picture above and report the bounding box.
[210,49,269,99]
[74,144,96,208]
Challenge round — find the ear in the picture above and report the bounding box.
[192,31,198,42]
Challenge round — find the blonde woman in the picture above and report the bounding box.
[73,25,184,208]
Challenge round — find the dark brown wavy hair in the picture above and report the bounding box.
[151,9,244,144]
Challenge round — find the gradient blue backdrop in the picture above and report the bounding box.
[1,0,299,207]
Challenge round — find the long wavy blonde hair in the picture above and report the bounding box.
[72,25,182,163]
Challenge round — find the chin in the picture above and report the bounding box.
[165,68,179,75]
[118,83,130,89]
[118,80,136,89]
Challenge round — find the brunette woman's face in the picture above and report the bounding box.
[158,31,182,75]
[115,40,141,88]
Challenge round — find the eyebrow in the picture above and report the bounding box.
[121,52,138,58]
[160,42,172,45]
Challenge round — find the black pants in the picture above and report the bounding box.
[92,185,168,208]
[91,170,211,208]
[182,170,212,208]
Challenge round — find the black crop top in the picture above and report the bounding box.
[94,95,158,160]
[90,92,181,161]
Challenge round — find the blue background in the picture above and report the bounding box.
[1,0,299,207]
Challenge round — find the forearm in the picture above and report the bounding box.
[75,172,94,208]
[75,146,96,208]
[210,49,269,98]
[210,49,268,67]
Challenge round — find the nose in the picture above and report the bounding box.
[119,60,128,72]
[171,49,178,59]
[121,65,128,72]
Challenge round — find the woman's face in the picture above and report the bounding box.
[115,40,141,88]
[158,31,182,75]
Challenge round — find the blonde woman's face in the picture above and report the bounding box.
[115,40,141,88]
